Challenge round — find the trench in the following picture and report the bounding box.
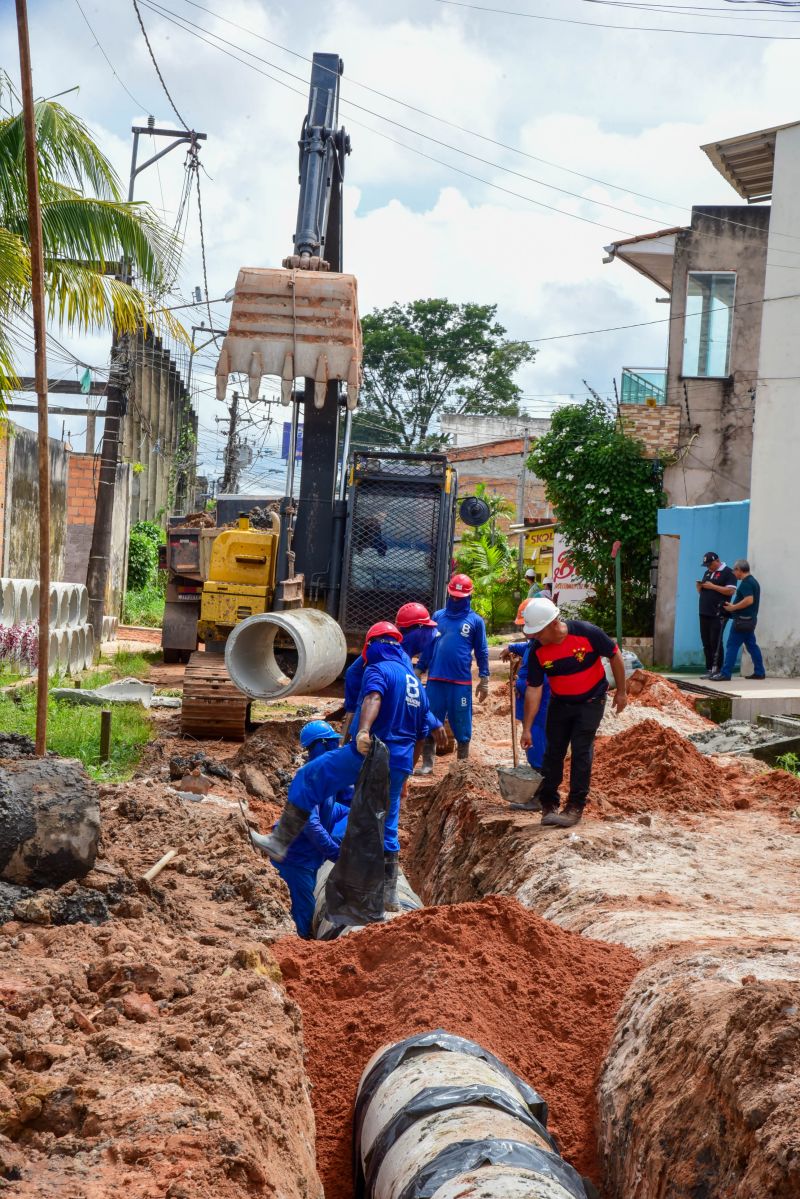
[267,671,800,1199]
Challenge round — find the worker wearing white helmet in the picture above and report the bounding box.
[519,597,627,827]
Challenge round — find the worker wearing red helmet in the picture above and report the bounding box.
[255,620,444,910]
[341,603,438,741]
[415,573,490,773]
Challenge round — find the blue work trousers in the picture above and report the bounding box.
[515,690,548,771]
[385,766,409,855]
[426,680,472,743]
[721,626,765,679]
[275,861,317,938]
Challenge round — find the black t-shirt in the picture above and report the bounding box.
[698,565,737,617]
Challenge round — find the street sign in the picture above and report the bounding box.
[281,422,303,459]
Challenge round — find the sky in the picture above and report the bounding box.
[4,0,800,493]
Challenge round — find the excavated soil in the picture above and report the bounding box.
[590,719,800,819]
[274,895,640,1199]
[0,745,321,1198]
[599,950,800,1199]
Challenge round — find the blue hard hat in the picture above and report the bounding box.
[299,719,337,750]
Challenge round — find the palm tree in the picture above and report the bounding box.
[0,75,184,408]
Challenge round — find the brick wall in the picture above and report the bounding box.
[66,454,98,526]
[620,404,681,458]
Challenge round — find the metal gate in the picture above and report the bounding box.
[338,453,456,645]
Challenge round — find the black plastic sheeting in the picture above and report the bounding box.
[362,1085,558,1198]
[324,737,389,929]
[394,1138,589,1199]
[353,1030,553,1199]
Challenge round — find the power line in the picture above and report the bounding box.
[146,1,800,250]
[431,0,800,37]
[73,0,150,111]
[131,0,190,127]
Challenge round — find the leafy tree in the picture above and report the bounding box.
[127,530,157,591]
[357,299,536,450]
[528,395,666,635]
[0,75,183,410]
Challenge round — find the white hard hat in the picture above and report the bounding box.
[523,597,560,635]
[524,567,536,578]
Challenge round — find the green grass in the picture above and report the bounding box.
[777,751,800,777]
[82,649,160,689]
[0,689,152,781]
[123,585,165,628]
[0,661,33,686]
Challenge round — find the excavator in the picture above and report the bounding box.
[175,53,460,740]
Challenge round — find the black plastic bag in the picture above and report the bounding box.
[324,736,389,928]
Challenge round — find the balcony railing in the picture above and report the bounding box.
[620,367,666,406]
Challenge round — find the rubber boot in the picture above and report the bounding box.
[248,802,309,863]
[384,851,400,912]
[541,802,584,829]
[456,741,470,761]
[414,737,436,776]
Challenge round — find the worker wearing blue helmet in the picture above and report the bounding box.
[265,720,352,938]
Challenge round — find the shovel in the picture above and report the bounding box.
[496,657,542,806]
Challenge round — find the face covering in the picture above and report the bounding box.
[446,594,471,615]
[365,639,407,666]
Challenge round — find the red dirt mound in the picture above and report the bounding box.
[625,669,699,712]
[590,719,800,819]
[274,895,640,1199]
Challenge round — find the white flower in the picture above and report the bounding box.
[556,471,562,478]
[585,483,595,490]
[599,487,610,494]
[620,514,632,521]
[602,506,613,514]
[565,473,574,480]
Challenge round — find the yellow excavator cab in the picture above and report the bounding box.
[198,519,280,643]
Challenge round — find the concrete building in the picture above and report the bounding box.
[703,121,800,675]
[440,413,551,449]
[446,436,553,540]
[607,203,771,666]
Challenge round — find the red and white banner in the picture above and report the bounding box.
[552,533,595,607]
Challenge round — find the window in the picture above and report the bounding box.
[682,272,736,378]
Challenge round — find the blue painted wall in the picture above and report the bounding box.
[658,501,750,669]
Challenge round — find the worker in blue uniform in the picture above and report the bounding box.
[340,602,438,744]
[415,573,490,773]
[251,623,445,911]
[501,640,550,772]
[263,720,352,938]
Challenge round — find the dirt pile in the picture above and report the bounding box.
[275,895,639,1199]
[599,949,800,1198]
[233,718,306,804]
[590,719,800,819]
[600,669,711,737]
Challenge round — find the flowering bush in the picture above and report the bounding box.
[529,395,666,636]
[0,621,38,671]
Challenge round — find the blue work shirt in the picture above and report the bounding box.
[419,596,489,684]
[344,656,366,714]
[352,641,439,773]
[508,640,550,724]
[282,742,353,869]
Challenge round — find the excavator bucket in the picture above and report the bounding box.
[216,267,362,410]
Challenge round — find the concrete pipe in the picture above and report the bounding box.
[77,586,89,625]
[354,1031,589,1199]
[224,608,347,701]
[83,624,95,670]
[56,630,70,674]
[14,581,33,626]
[66,628,84,675]
[52,582,79,627]
[313,860,422,940]
[48,586,60,627]
[74,626,87,673]
[28,583,40,624]
[0,578,16,626]
[48,630,60,675]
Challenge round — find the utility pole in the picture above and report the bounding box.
[15,0,51,755]
[220,390,241,493]
[86,121,206,655]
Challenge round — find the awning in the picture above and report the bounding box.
[701,121,800,203]
[603,227,684,293]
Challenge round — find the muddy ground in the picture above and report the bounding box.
[2,652,799,1198]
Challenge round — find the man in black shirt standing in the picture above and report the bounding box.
[696,551,737,678]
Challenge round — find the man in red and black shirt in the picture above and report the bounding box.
[520,597,627,828]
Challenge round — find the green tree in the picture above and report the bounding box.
[0,76,183,410]
[529,395,666,635]
[356,299,536,451]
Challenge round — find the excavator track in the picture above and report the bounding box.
[181,651,251,742]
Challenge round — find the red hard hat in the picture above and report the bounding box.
[362,621,403,658]
[447,573,473,597]
[395,602,436,629]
